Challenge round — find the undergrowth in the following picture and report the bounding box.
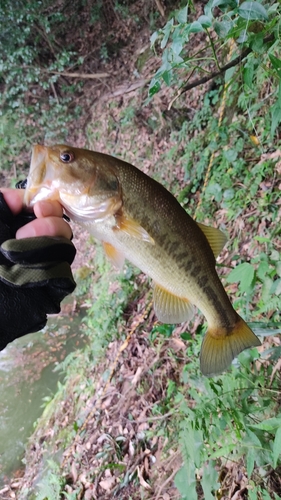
[3,0,281,498]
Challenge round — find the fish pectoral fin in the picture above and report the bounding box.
[153,284,195,324]
[103,242,125,269]
[114,214,154,244]
[200,316,261,377]
[196,223,227,258]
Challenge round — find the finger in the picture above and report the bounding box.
[34,200,64,219]
[16,217,72,240]
[1,189,25,214]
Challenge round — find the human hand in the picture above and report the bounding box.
[1,188,72,239]
[0,189,76,350]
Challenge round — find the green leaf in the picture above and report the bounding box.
[162,70,172,86]
[244,64,255,89]
[261,276,273,302]
[174,464,197,500]
[201,461,219,500]
[225,66,236,82]
[250,417,281,432]
[246,446,255,478]
[206,182,222,202]
[238,1,268,21]
[181,332,192,340]
[272,278,281,296]
[212,0,238,9]
[237,30,248,44]
[273,426,281,468]
[223,188,234,200]
[210,443,236,459]
[269,54,281,77]
[226,262,255,293]
[171,36,183,56]
[246,428,262,448]
[198,15,212,28]
[176,5,188,24]
[150,31,158,46]
[148,79,161,96]
[224,148,238,162]
[161,19,174,49]
[271,103,281,137]
[248,487,259,500]
[213,20,233,38]
[189,21,205,33]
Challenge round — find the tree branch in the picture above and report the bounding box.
[46,70,110,79]
[175,33,275,98]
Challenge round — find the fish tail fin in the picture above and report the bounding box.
[200,315,261,377]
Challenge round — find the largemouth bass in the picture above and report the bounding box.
[24,144,261,376]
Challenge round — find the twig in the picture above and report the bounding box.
[155,0,165,18]
[176,33,275,97]
[154,467,180,500]
[125,409,178,424]
[2,64,110,80]
[46,70,110,79]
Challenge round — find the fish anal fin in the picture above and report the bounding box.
[200,316,261,377]
[103,242,125,269]
[114,214,154,244]
[197,222,227,258]
[153,284,194,324]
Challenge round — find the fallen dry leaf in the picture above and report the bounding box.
[99,476,116,491]
[137,465,151,490]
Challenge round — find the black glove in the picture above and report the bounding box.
[0,192,76,350]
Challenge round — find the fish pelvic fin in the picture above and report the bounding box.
[200,316,261,377]
[103,242,125,269]
[196,223,227,258]
[153,284,195,324]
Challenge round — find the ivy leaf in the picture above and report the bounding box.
[238,1,268,21]
[198,15,212,28]
[212,0,238,9]
[150,31,158,46]
[176,5,188,24]
[161,19,174,49]
[188,21,205,33]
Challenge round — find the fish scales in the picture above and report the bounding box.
[24,144,261,375]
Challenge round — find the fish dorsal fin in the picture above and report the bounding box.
[114,214,154,244]
[103,242,125,269]
[196,223,227,258]
[153,284,195,324]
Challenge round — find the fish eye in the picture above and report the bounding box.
[60,151,74,163]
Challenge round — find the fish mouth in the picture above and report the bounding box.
[24,145,58,207]
[24,144,123,223]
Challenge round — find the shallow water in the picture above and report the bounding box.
[0,306,87,486]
